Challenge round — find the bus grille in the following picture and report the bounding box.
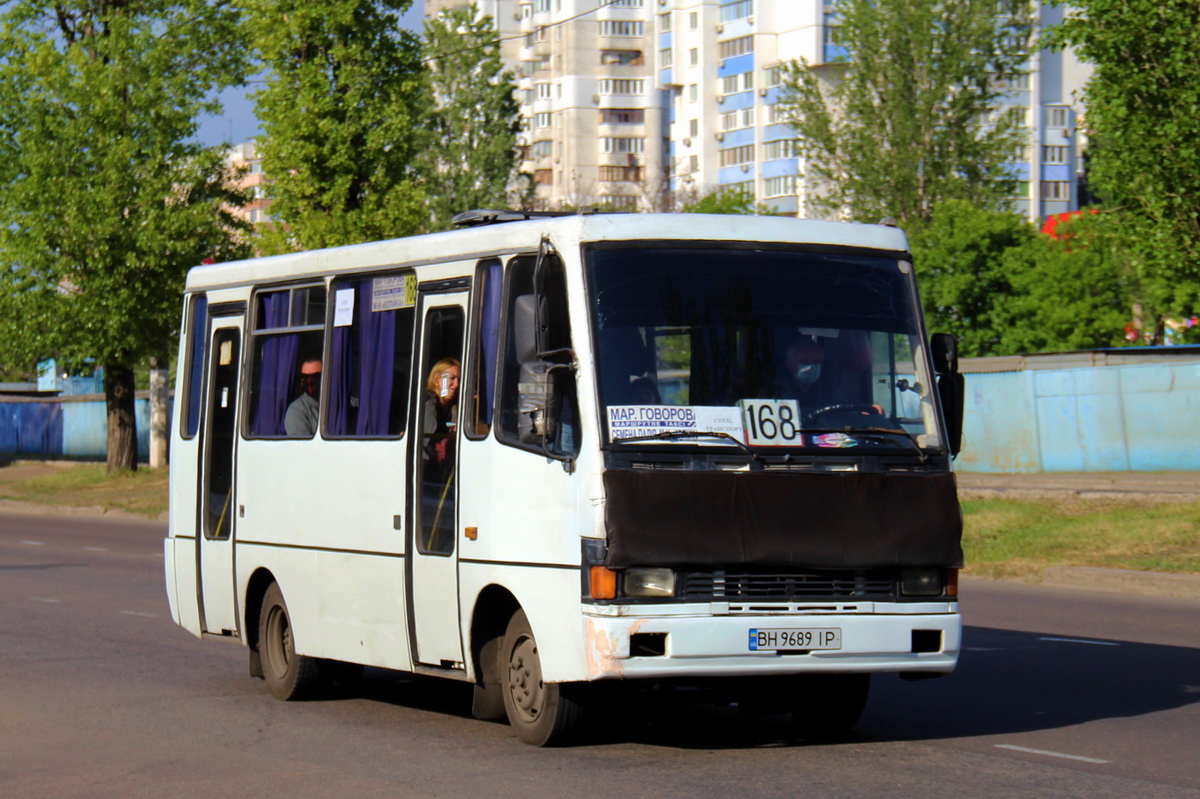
[680,569,896,602]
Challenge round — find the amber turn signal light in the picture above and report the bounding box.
[590,566,617,599]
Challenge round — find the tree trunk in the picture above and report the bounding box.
[104,364,138,473]
[149,353,169,469]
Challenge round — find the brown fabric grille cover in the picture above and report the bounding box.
[603,470,963,570]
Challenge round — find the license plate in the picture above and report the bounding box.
[748,628,842,651]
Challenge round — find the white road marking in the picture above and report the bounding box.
[1038,636,1119,647]
[84,547,108,552]
[120,610,157,618]
[29,597,61,603]
[20,540,44,546]
[995,744,1110,764]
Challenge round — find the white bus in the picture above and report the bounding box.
[165,212,965,746]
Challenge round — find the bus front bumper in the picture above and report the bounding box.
[581,605,960,681]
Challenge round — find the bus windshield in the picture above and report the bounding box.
[586,243,942,453]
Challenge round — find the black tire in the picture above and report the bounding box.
[501,609,586,746]
[789,673,870,737]
[258,582,325,701]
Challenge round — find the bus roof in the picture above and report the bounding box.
[185,213,911,292]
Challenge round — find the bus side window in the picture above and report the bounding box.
[248,285,327,438]
[326,274,416,438]
[182,294,208,438]
[496,254,580,457]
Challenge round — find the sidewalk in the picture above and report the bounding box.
[955,470,1200,500]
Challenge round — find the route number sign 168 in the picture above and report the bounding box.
[737,399,803,447]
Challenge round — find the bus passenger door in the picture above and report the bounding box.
[198,317,242,636]
[409,292,467,668]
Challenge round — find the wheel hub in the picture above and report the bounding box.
[508,636,543,721]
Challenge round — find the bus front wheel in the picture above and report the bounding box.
[789,673,870,737]
[501,609,585,746]
[259,582,324,701]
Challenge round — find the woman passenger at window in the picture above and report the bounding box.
[423,358,460,477]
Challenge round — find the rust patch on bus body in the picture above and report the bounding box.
[584,617,640,678]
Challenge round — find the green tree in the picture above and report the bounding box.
[914,201,1132,356]
[911,200,1034,356]
[778,0,1035,226]
[420,4,521,230]
[0,0,250,472]
[1050,0,1200,336]
[997,213,1129,353]
[680,188,771,215]
[245,0,427,250]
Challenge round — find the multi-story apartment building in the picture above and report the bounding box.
[224,141,273,225]
[429,0,668,211]
[430,0,1091,221]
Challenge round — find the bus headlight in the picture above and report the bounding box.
[901,568,943,597]
[624,568,676,598]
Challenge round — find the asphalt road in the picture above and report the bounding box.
[2,511,1198,798]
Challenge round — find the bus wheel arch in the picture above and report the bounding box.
[468,585,519,721]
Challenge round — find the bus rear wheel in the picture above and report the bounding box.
[501,609,585,746]
[259,582,324,701]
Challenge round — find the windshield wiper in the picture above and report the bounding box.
[610,430,761,463]
[801,426,929,463]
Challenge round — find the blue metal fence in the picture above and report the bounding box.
[957,348,1200,473]
[0,396,155,460]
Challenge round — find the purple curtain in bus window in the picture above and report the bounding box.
[355,283,396,436]
[250,293,298,436]
[327,305,353,436]
[479,261,502,426]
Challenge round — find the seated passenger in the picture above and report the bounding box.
[284,358,321,437]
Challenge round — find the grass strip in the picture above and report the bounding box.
[962,496,1200,580]
[0,463,169,519]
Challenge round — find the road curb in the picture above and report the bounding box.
[1041,565,1200,601]
[0,498,167,522]
[959,487,1200,503]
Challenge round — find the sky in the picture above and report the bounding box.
[194,3,426,147]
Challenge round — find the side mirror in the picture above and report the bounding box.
[930,333,958,376]
[937,372,964,457]
[929,333,963,455]
[518,360,560,445]
[513,294,547,363]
